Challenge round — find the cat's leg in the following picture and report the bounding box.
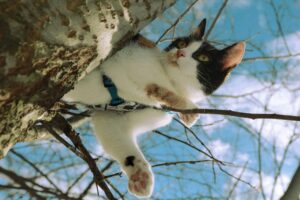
[91,111,153,197]
[145,83,199,127]
[91,109,172,197]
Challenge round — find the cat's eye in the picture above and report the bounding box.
[197,54,209,62]
[177,40,187,49]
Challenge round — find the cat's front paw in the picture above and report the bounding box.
[123,156,154,198]
[180,113,199,127]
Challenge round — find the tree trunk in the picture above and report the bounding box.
[280,164,300,200]
[0,0,175,158]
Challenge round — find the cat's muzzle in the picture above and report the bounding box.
[176,49,186,58]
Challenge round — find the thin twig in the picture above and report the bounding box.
[226,161,249,200]
[10,150,63,194]
[269,0,291,55]
[154,130,223,163]
[173,118,223,164]
[203,0,229,40]
[152,159,213,167]
[0,166,46,200]
[155,0,200,44]
[243,52,300,62]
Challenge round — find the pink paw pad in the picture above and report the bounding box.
[124,158,154,198]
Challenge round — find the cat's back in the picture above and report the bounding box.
[101,43,165,78]
[101,43,172,90]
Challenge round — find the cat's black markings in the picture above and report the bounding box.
[125,155,135,167]
[165,19,237,95]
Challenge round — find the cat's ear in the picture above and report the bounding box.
[221,42,245,71]
[192,18,206,40]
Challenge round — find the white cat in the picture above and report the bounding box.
[64,19,245,198]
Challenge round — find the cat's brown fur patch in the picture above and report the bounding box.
[145,84,199,126]
[136,35,156,48]
[145,84,185,108]
[179,113,199,127]
[135,36,178,67]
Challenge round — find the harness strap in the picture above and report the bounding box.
[89,102,147,112]
[100,74,173,113]
[102,75,125,106]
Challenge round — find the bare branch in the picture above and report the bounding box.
[0,166,46,200]
[243,52,300,62]
[155,0,200,44]
[43,115,116,200]
[203,0,229,40]
[159,107,300,121]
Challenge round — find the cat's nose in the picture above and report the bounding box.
[176,49,186,58]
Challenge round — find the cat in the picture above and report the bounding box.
[64,19,245,198]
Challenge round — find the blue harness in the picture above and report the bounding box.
[97,75,147,112]
[102,75,125,106]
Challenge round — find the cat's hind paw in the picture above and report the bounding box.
[123,156,154,198]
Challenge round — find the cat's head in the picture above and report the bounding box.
[165,19,245,95]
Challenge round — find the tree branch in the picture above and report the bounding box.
[0,166,46,200]
[43,115,116,200]
[160,107,300,121]
[243,52,300,62]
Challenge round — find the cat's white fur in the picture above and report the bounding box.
[65,42,204,106]
[64,42,204,198]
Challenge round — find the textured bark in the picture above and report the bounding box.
[280,164,300,200]
[0,0,175,158]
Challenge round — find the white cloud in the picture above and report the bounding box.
[213,73,300,150]
[229,169,290,200]
[267,31,300,55]
[214,75,268,112]
[207,139,231,159]
[205,140,250,163]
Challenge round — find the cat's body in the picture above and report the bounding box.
[65,43,202,108]
[64,19,245,198]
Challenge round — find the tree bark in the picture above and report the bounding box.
[0,0,175,158]
[280,164,300,200]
